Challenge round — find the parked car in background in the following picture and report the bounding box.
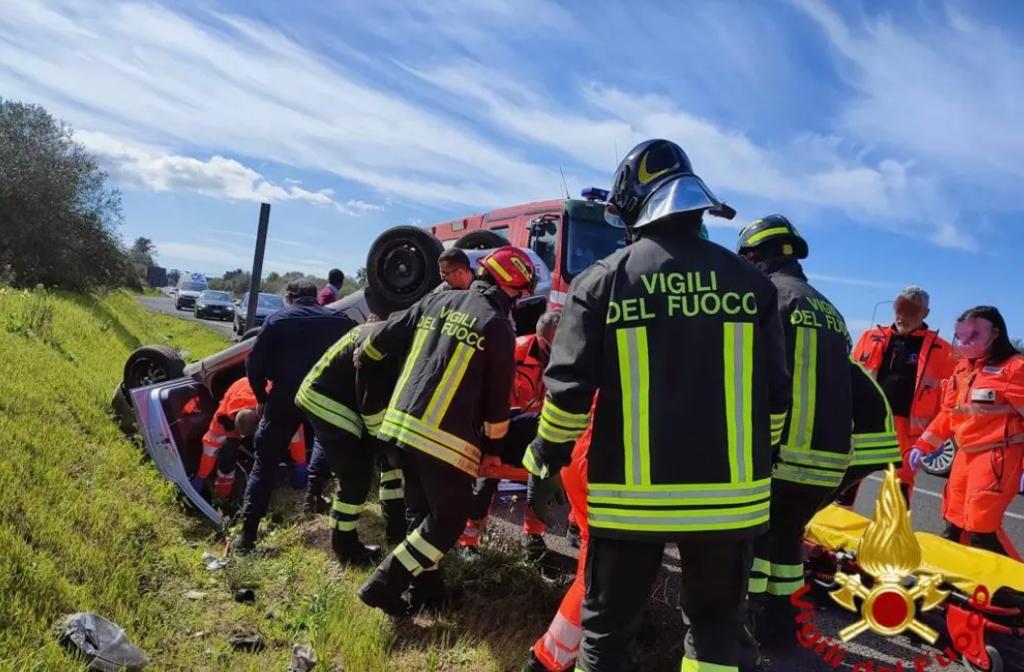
[194,290,235,321]
[233,292,286,334]
[175,275,209,311]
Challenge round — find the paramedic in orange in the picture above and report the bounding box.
[846,286,955,503]
[910,306,1024,558]
[522,407,593,672]
[193,378,306,499]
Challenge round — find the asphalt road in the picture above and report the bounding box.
[137,294,237,338]
[488,473,1024,672]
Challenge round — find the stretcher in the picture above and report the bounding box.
[804,504,1024,672]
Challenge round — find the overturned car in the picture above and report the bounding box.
[113,226,555,527]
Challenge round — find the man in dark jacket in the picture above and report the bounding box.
[234,280,357,552]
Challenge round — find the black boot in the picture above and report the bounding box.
[409,570,464,613]
[523,533,548,564]
[357,567,411,617]
[331,530,383,567]
[969,531,1008,556]
[942,521,965,543]
[566,522,581,549]
[756,595,798,652]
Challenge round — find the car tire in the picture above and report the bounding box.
[921,440,956,477]
[366,225,444,317]
[453,229,509,250]
[963,646,1003,672]
[123,345,186,391]
[110,382,137,434]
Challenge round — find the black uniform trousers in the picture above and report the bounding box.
[239,397,305,542]
[752,480,833,598]
[306,436,331,500]
[371,450,475,600]
[577,536,753,672]
[306,416,374,541]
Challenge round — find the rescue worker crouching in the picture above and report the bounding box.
[737,215,858,653]
[295,321,409,566]
[193,378,306,502]
[356,247,536,616]
[459,310,561,561]
[527,139,790,672]
[234,280,358,554]
[840,285,955,505]
[909,306,1024,558]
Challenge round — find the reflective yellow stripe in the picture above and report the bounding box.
[301,328,360,390]
[771,412,787,445]
[380,469,402,482]
[786,327,818,450]
[388,327,430,409]
[850,447,902,465]
[383,410,479,462]
[767,578,805,596]
[485,256,513,281]
[380,415,480,476]
[423,342,475,426]
[588,480,770,506]
[772,562,804,578]
[393,542,423,575]
[295,388,363,436]
[723,322,754,482]
[588,501,769,532]
[484,419,509,439]
[332,500,362,515]
[752,557,770,573]
[780,447,850,468]
[408,529,444,564]
[681,659,738,672]
[361,409,385,432]
[745,225,792,246]
[542,401,590,429]
[523,444,548,478]
[379,487,405,500]
[773,463,843,487]
[362,338,384,361]
[537,423,583,443]
[617,326,651,486]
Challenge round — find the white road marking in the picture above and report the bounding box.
[864,474,1024,520]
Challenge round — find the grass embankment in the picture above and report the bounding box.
[0,289,568,671]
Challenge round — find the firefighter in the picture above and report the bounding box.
[841,360,901,505]
[356,247,535,616]
[193,378,306,501]
[295,321,407,565]
[909,306,1024,558]
[736,215,855,650]
[459,310,560,559]
[526,139,790,672]
[840,286,955,505]
[235,280,357,553]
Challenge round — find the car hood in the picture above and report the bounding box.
[179,290,203,298]
[199,300,233,307]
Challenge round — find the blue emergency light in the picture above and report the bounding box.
[581,187,609,202]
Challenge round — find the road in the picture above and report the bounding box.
[488,473,1024,672]
[137,294,237,338]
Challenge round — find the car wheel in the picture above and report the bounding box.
[453,229,509,250]
[921,439,956,477]
[366,225,444,318]
[123,345,186,390]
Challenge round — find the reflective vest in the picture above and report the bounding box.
[511,334,546,413]
[849,361,901,467]
[769,264,854,489]
[918,354,1024,455]
[539,229,791,542]
[200,378,305,479]
[852,325,955,437]
[363,281,517,477]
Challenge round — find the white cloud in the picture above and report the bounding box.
[76,131,336,206]
[805,273,904,289]
[158,242,250,267]
[335,199,385,216]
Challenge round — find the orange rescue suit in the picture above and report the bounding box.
[916,354,1024,536]
[199,378,306,481]
[511,334,546,414]
[853,325,955,489]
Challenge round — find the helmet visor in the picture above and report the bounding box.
[634,175,735,228]
[604,203,627,229]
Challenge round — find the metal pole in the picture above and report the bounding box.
[870,300,893,328]
[245,203,271,333]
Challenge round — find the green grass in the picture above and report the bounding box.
[0,288,570,672]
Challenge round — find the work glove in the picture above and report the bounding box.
[907,448,923,472]
[527,472,566,527]
[290,463,308,490]
[1019,472,1024,495]
[189,476,207,497]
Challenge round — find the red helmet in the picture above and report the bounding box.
[480,247,537,295]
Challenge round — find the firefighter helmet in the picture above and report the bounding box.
[736,214,808,260]
[479,247,537,295]
[606,139,736,231]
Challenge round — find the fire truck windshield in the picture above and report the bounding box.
[564,200,627,278]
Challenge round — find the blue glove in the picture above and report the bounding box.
[189,476,207,495]
[290,463,308,490]
[907,448,924,472]
[1019,473,1024,495]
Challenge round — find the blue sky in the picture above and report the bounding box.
[2,0,1023,340]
